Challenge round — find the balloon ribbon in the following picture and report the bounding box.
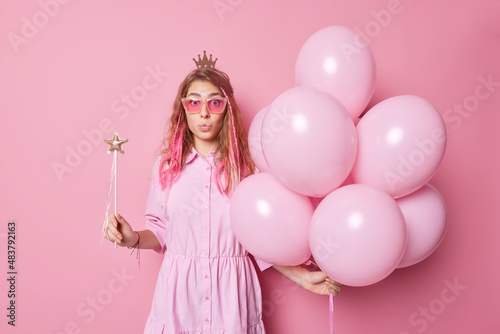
[329,293,335,334]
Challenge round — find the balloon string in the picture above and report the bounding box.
[329,293,335,334]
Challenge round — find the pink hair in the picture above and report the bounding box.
[159,111,183,186]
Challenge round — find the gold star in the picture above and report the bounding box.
[104,132,128,154]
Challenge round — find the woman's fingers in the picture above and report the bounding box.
[115,213,129,227]
[325,277,342,295]
[105,214,123,243]
[106,225,120,243]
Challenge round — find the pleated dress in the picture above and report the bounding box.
[143,149,268,334]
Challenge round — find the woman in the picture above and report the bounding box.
[105,57,341,333]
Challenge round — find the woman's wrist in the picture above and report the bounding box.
[273,265,307,288]
[126,231,140,248]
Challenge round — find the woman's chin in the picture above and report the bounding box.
[193,132,218,144]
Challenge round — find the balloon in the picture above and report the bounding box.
[396,184,447,268]
[247,106,271,173]
[295,26,376,120]
[309,184,407,286]
[261,86,357,197]
[230,173,313,266]
[351,95,447,198]
[308,173,354,210]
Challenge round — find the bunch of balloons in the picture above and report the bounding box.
[231,26,447,287]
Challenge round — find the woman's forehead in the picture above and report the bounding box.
[186,80,222,97]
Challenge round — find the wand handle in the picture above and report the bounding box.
[114,150,117,248]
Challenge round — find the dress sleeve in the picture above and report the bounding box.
[254,257,273,271]
[144,158,167,254]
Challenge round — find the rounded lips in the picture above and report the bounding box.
[198,123,212,132]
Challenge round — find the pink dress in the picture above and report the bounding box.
[143,149,269,334]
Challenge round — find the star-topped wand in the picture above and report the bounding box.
[101,131,128,248]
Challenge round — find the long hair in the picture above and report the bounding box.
[158,67,255,195]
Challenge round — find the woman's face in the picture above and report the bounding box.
[184,80,226,152]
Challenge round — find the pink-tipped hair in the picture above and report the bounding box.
[220,88,239,157]
[220,87,247,189]
[159,111,183,189]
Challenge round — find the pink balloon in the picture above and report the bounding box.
[230,173,313,266]
[295,26,376,120]
[261,86,357,197]
[247,106,271,173]
[352,95,447,198]
[309,184,407,287]
[396,184,447,268]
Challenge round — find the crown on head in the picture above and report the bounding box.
[193,51,218,69]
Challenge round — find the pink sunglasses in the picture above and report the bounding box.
[181,97,228,114]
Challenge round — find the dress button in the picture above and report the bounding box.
[204,275,209,279]
[205,319,209,323]
[204,205,208,209]
[204,251,208,256]
[205,297,210,300]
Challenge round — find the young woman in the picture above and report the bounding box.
[105,60,341,333]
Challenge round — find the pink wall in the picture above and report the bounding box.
[1,0,499,333]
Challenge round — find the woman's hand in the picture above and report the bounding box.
[301,270,342,296]
[273,265,342,296]
[104,213,137,247]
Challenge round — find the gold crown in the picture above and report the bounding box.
[193,51,218,69]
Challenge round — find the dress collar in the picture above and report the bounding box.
[185,147,218,164]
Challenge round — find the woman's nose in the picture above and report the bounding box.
[199,101,210,118]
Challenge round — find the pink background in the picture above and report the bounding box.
[1,0,499,333]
